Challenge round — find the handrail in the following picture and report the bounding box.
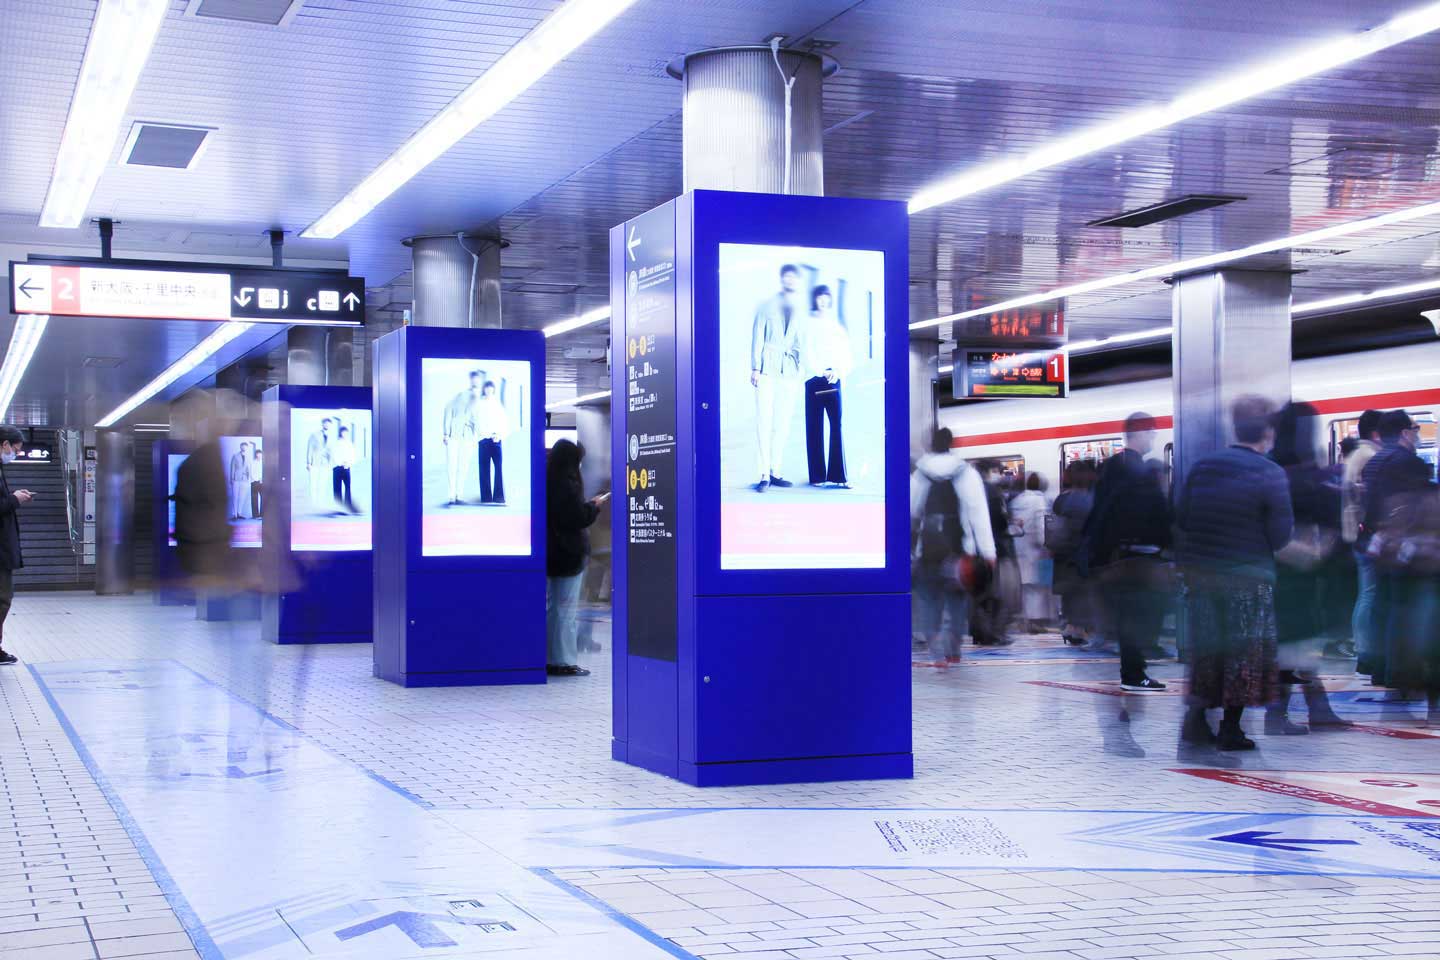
[56,430,82,556]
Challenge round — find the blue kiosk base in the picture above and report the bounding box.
[196,591,260,622]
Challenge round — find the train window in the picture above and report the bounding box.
[1415,412,1437,480]
[968,454,1025,486]
[1329,418,1361,465]
[1058,438,1123,484]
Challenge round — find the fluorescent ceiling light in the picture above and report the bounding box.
[908,2,1440,214]
[910,198,1440,331]
[302,0,639,240]
[1292,276,1440,315]
[0,316,50,418]
[543,306,610,338]
[39,0,170,228]
[96,321,253,428]
[545,389,611,411]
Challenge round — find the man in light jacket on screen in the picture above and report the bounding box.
[750,263,804,492]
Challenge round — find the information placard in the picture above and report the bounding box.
[623,203,679,662]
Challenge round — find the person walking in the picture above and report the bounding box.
[546,440,609,677]
[1084,413,1172,691]
[1177,395,1294,751]
[910,429,996,667]
[0,427,34,666]
[1343,410,1383,669]
[1050,462,1099,646]
[1010,473,1053,633]
[971,460,1017,646]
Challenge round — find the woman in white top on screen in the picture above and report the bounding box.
[330,426,359,514]
[473,381,511,505]
[798,285,854,488]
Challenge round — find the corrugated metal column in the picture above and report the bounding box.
[675,46,829,195]
[95,430,135,596]
[1171,269,1292,487]
[407,235,502,328]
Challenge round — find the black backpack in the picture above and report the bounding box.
[918,470,963,563]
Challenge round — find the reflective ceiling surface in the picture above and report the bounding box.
[3,0,1440,418]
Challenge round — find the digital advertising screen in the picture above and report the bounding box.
[718,242,887,570]
[419,357,532,557]
[166,453,187,547]
[218,435,262,548]
[289,407,372,551]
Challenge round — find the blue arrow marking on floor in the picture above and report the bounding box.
[334,911,464,948]
[1212,830,1361,853]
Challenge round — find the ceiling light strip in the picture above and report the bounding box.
[301,0,639,240]
[39,0,171,228]
[909,198,1440,331]
[545,389,612,411]
[0,316,50,419]
[95,321,254,428]
[1292,276,1440,315]
[543,306,611,338]
[908,1,1440,214]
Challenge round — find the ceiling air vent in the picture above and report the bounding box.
[1089,194,1245,229]
[121,122,213,170]
[184,0,303,26]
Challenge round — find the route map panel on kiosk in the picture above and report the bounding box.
[218,435,262,548]
[718,242,886,570]
[419,357,533,557]
[289,407,372,551]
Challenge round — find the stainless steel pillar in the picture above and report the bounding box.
[286,326,356,385]
[1171,269,1292,487]
[407,235,502,328]
[95,430,134,596]
[909,339,939,465]
[674,46,830,195]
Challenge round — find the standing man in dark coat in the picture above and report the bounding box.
[0,426,35,665]
[1084,412,1172,691]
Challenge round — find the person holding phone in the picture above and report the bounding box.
[0,426,35,666]
[545,440,608,676]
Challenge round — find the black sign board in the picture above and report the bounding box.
[9,443,53,465]
[10,257,364,325]
[622,203,679,662]
[954,346,1069,399]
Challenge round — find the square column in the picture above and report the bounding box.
[1172,269,1292,486]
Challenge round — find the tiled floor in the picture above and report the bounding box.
[1,592,1438,960]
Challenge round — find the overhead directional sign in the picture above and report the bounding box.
[9,258,365,325]
[955,345,1069,398]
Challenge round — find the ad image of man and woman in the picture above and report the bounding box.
[218,436,262,548]
[719,243,887,570]
[290,408,372,552]
[420,358,533,557]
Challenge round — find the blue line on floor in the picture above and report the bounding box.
[458,805,1433,820]
[163,658,433,809]
[27,664,225,960]
[541,864,1440,878]
[532,868,701,960]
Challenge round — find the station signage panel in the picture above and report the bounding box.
[10,259,364,324]
[954,346,1069,399]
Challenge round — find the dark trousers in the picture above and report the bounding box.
[332,466,353,511]
[479,439,504,503]
[250,481,263,519]
[0,568,11,647]
[1102,571,1167,685]
[804,376,846,484]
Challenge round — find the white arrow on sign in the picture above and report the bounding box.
[627,226,640,262]
[234,287,254,307]
[343,292,360,311]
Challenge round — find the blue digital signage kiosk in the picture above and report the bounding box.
[260,385,373,644]
[609,190,913,786]
[151,439,192,606]
[372,326,547,686]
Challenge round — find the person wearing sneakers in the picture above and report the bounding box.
[910,429,996,668]
[1177,395,1294,751]
[0,426,34,666]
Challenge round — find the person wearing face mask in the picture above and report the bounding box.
[1176,395,1294,751]
[0,426,35,666]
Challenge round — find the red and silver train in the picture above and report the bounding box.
[940,341,1440,491]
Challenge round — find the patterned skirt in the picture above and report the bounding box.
[1184,572,1278,709]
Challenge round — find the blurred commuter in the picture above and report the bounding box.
[1343,410,1383,669]
[1011,473,1053,633]
[0,426,34,666]
[1084,413,1171,691]
[173,437,233,588]
[1366,475,1440,724]
[1050,463,1099,646]
[546,440,609,677]
[1177,395,1293,751]
[1267,402,1349,734]
[910,429,996,666]
[1363,409,1436,691]
[972,460,1017,646]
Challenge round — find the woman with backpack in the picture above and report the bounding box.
[909,429,996,667]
